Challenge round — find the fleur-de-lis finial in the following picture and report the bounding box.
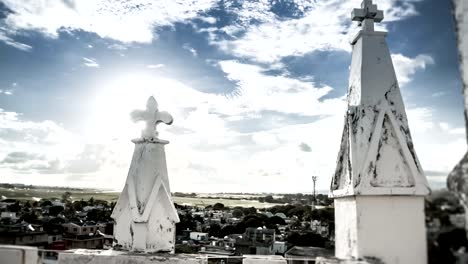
[130,96,173,140]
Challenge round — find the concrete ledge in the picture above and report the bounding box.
[0,245,39,264]
[58,249,203,264]
[316,256,384,264]
[57,249,297,264]
[243,255,287,264]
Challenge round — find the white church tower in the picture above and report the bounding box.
[330,1,430,263]
[111,96,179,253]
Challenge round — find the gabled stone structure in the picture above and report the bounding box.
[111,96,180,253]
[330,1,430,263]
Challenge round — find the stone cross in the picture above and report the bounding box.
[130,96,173,140]
[329,1,429,263]
[352,0,384,32]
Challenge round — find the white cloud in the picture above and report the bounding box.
[449,127,466,135]
[1,0,217,43]
[147,64,164,69]
[199,16,217,24]
[0,90,13,95]
[217,60,345,116]
[183,43,198,57]
[82,57,99,68]
[0,31,32,51]
[391,54,434,86]
[108,43,128,50]
[212,0,422,63]
[0,108,121,188]
[432,91,446,97]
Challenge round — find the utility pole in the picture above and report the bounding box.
[312,176,318,210]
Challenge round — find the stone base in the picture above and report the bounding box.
[334,196,427,264]
[58,249,202,264]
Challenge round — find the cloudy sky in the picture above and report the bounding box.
[0,0,464,193]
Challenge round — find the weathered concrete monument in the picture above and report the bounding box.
[329,0,431,263]
[111,96,180,253]
[448,0,468,237]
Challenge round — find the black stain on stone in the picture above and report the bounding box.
[354,173,361,188]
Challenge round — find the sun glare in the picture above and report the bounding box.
[84,73,167,143]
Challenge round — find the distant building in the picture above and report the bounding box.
[310,220,329,237]
[199,245,236,256]
[0,223,48,247]
[450,214,465,229]
[62,222,105,236]
[244,227,275,244]
[0,212,17,220]
[47,234,62,244]
[263,212,274,218]
[275,213,287,219]
[63,236,104,249]
[199,245,239,264]
[61,222,109,249]
[235,227,277,255]
[285,246,333,264]
[272,241,288,255]
[190,232,208,241]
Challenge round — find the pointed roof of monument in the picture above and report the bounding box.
[330,0,430,197]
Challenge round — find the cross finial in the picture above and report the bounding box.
[130,96,173,140]
[351,0,384,32]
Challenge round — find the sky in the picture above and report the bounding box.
[0,0,465,193]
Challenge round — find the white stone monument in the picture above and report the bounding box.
[111,96,180,253]
[448,0,468,232]
[330,1,430,263]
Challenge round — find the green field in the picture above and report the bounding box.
[0,186,120,202]
[0,186,283,208]
[173,196,284,208]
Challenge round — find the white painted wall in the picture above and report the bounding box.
[335,196,427,264]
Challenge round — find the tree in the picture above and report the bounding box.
[242,207,257,215]
[176,213,196,235]
[208,223,222,238]
[49,205,64,216]
[287,232,326,247]
[21,212,38,223]
[220,225,236,237]
[268,215,286,225]
[61,191,72,203]
[264,195,275,203]
[87,209,111,222]
[232,209,243,218]
[72,201,84,212]
[213,203,225,211]
[41,200,52,207]
[7,201,21,212]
